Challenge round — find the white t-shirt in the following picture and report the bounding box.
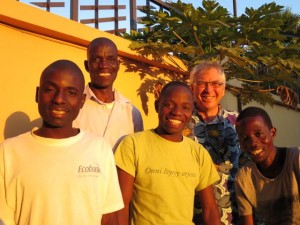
[0,130,124,225]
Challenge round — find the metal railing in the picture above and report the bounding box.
[18,0,171,34]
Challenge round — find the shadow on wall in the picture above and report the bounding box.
[4,111,42,139]
[120,57,186,116]
[2,57,187,140]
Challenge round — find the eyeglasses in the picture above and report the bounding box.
[195,81,224,89]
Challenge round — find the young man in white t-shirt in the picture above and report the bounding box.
[0,60,123,225]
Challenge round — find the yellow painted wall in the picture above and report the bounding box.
[0,24,87,139]
[0,0,175,141]
[1,0,299,147]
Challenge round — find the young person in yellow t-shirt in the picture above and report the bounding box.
[115,81,221,225]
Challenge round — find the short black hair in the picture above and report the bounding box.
[237,106,273,129]
[158,81,192,99]
[40,59,85,90]
[87,37,117,57]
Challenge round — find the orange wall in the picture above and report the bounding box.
[0,0,178,141]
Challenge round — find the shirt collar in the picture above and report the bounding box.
[195,105,225,124]
[84,83,130,104]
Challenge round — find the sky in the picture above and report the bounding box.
[20,0,300,32]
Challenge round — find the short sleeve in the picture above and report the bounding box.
[235,170,253,216]
[100,142,124,214]
[132,106,144,132]
[0,143,16,225]
[197,146,220,191]
[114,135,137,177]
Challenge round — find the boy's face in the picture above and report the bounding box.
[36,68,85,130]
[236,115,276,164]
[155,85,194,142]
[85,40,119,90]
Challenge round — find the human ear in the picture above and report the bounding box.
[80,94,86,109]
[116,58,120,71]
[222,83,226,96]
[35,87,39,103]
[84,60,89,72]
[271,127,277,138]
[190,85,194,94]
[154,100,159,113]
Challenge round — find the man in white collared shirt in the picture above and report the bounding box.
[74,37,143,151]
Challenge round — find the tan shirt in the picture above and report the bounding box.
[235,147,300,225]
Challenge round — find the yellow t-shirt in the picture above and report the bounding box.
[115,129,219,225]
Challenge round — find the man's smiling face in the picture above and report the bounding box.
[155,84,194,142]
[191,67,225,112]
[236,115,277,164]
[85,38,119,90]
